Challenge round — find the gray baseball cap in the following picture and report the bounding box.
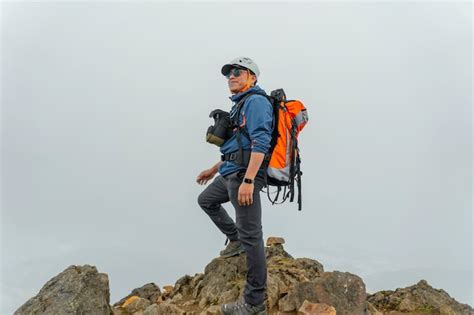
[221,56,260,78]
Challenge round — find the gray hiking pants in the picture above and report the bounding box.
[197,169,267,306]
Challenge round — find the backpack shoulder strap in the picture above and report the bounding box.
[231,90,273,166]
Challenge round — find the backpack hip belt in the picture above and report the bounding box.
[221,149,267,170]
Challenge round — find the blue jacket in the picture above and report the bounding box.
[218,85,274,177]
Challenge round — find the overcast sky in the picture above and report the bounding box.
[1,1,472,314]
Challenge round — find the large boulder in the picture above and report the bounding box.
[367,279,474,315]
[14,264,113,315]
[278,271,367,315]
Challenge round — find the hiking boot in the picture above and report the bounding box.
[219,240,245,258]
[221,296,267,315]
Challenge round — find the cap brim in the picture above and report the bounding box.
[221,64,247,76]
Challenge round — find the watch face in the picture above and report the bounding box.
[244,178,253,184]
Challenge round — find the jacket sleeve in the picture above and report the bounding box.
[243,95,274,154]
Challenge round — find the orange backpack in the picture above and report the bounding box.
[263,89,308,210]
[233,88,308,210]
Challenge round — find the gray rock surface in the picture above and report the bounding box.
[14,264,113,315]
[367,279,474,315]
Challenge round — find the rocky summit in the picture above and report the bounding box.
[14,237,473,315]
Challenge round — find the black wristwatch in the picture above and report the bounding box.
[243,177,254,184]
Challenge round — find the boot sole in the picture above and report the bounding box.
[220,247,245,258]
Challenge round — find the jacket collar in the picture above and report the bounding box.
[229,85,265,103]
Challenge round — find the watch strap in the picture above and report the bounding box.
[243,177,254,184]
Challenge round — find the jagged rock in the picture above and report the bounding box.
[201,305,221,315]
[113,296,151,315]
[366,301,383,315]
[112,306,124,315]
[266,254,324,311]
[267,236,286,246]
[278,271,366,315]
[142,304,159,315]
[266,243,293,260]
[367,279,474,315]
[297,300,336,315]
[199,296,210,309]
[143,302,188,315]
[14,264,113,315]
[173,292,184,303]
[162,285,174,297]
[166,244,324,313]
[182,299,197,307]
[113,283,162,307]
[172,274,194,298]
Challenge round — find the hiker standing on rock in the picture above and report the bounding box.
[196,56,273,315]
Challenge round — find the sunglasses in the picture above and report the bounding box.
[225,67,248,79]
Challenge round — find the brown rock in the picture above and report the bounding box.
[144,302,187,315]
[120,296,151,314]
[398,296,416,312]
[182,299,197,307]
[267,236,286,246]
[172,274,194,298]
[367,279,474,315]
[112,306,125,315]
[278,271,366,315]
[298,300,336,315]
[142,304,159,315]
[156,295,165,304]
[267,256,324,312]
[113,282,162,306]
[201,304,222,315]
[163,285,174,294]
[266,243,294,261]
[198,296,207,309]
[366,301,383,315]
[440,304,460,315]
[122,295,139,308]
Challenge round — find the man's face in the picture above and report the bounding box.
[227,67,257,94]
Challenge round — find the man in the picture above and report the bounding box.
[196,56,273,315]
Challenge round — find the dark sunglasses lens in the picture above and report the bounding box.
[226,68,243,79]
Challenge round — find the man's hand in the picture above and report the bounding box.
[238,182,254,206]
[196,168,216,185]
